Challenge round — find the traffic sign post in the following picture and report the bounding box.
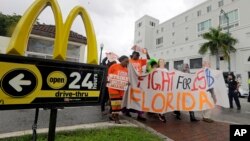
[32,108,39,141]
[48,108,58,141]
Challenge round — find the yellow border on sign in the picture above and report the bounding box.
[6,0,98,64]
[0,62,42,104]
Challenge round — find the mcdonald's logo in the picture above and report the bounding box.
[6,0,98,64]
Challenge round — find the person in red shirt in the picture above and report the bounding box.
[129,51,150,75]
[108,55,129,124]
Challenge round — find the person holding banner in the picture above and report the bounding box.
[156,60,168,122]
[201,61,216,123]
[127,50,150,121]
[129,50,150,75]
[174,64,199,122]
[145,59,167,122]
[158,59,166,69]
[107,55,129,124]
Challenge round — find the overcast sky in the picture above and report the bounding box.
[0,0,206,57]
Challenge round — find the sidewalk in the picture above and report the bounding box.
[139,112,230,141]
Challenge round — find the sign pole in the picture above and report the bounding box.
[48,108,58,141]
[32,108,39,141]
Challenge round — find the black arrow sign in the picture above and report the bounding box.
[1,69,37,97]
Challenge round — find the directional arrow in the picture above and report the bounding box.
[9,73,32,92]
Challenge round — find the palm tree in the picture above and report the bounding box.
[199,27,237,70]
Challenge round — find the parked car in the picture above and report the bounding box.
[238,86,249,97]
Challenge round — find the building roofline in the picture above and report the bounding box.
[146,0,210,25]
[135,14,160,23]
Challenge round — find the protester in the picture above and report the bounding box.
[126,50,150,121]
[107,55,129,124]
[158,59,166,69]
[129,51,150,75]
[227,73,241,110]
[201,61,216,123]
[100,57,117,115]
[202,88,216,123]
[174,64,199,122]
[157,59,167,122]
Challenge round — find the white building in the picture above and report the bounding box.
[134,0,250,90]
[0,24,86,63]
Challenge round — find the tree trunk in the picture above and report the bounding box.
[215,51,220,70]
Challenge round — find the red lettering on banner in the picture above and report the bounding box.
[152,93,165,113]
[161,72,175,91]
[148,74,151,89]
[151,71,161,90]
[192,70,207,91]
[199,91,214,110]
[137,76,144,88]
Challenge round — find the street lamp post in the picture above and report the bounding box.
[220,9,231,73]
[99,43,104,65]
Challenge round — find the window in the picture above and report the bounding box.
[197,10,201,17]
[138,32,140,36]
[207,5,212,13]
[165,62,169,70]
[190,58,202,69]
[150,21,155,27]
[219,9,239,25]
[172,41,175,45]
[220,56,224,60]
[185,16,188,22]
[174,60,184,70]
[161,27,164,32]
[218,0,224,7]
[185,37,189,41]
[156,29,159,34]
[138,22,142,27]
[156,37,163,45]
[198,19,211,32]
[172,22,175,27]
[172,32,175,36]
[27,38,80,62]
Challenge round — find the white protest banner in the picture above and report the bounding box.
[107,74,128,90]
[122,64,229,114]
[131,45,147,54]
[106,52,119,62]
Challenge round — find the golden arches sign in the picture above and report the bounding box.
[6,0,98,64]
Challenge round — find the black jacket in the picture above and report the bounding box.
[228,80,237,93]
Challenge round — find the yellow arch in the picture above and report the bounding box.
[54,6,98,64]
[6,0,98,64]
[6,0,63,56]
